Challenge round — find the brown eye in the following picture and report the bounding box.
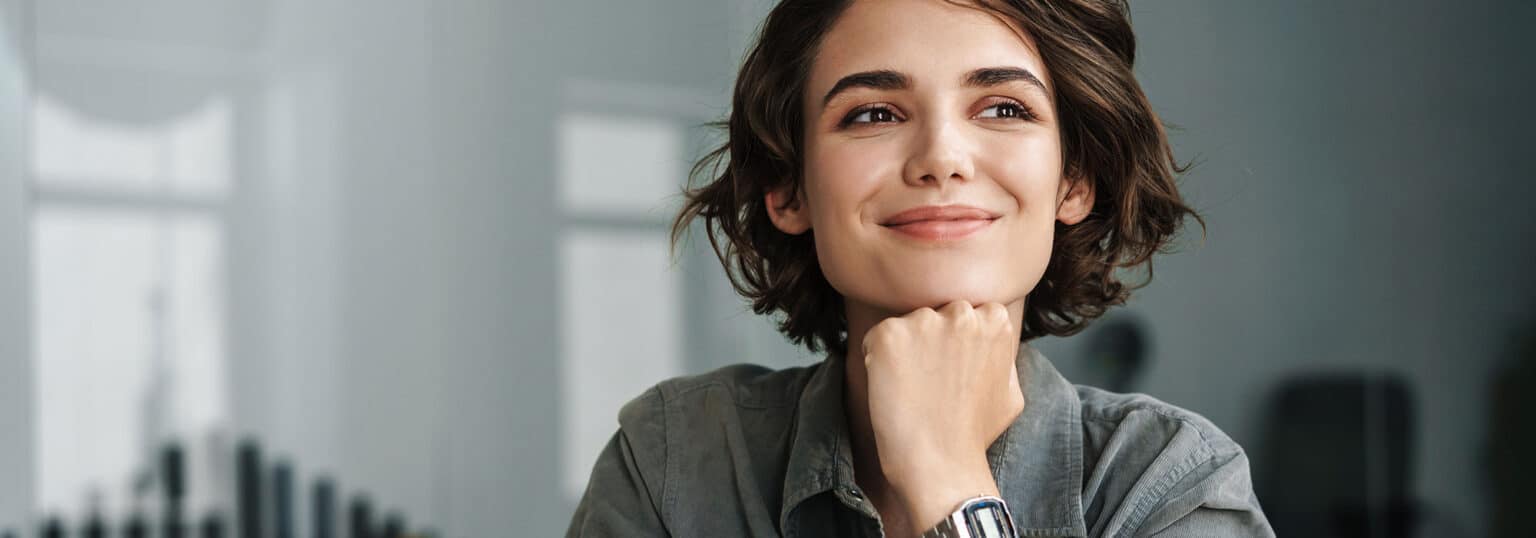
[841,105,900,127]
[977,101,1034,120]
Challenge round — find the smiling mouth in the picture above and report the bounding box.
[879,204,1001,241]
[882,217,997,241]
[880,205,999,225]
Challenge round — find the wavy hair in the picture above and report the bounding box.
[672,0,1204,356]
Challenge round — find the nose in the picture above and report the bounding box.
[901,118,974,188]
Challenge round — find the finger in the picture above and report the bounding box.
[907,305,940,323]
[977,302,1009,328]
[938,301,977,332]
[937,299,973,318]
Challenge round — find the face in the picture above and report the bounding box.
[766,0,1095,318]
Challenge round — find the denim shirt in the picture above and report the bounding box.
[567,343,1275,537]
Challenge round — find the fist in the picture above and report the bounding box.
[861,300,1025,492]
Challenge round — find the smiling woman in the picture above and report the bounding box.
[567,0,1275,537]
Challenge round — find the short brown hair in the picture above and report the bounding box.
[671,0,1204,356]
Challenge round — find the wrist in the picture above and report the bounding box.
[881,442,992,489]
[890,459,1000,532]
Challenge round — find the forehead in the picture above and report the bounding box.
[808,0,1050,97]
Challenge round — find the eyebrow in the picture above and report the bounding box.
[964,67,1047,93]
[820,66,1048,108]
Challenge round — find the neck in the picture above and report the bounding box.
[840,298,1027,506]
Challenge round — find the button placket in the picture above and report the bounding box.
[838,486,885,528]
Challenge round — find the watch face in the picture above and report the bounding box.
[974,506,1004,535]
[963,499,1016,537]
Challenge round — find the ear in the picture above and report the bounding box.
[1055,172,1095,225]
[765,182,812,235]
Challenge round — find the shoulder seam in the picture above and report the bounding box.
[681,379,802,409]
[1115,438,1218,538]
[1082,405,1232,451]
[655,365,808,409]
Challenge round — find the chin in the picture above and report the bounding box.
[882,276,1023,312]
[823,255,1041,314]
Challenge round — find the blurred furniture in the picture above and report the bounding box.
[8,439,436,538]
[1256,373,1417,537]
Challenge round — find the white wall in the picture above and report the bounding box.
[0,0,31,531]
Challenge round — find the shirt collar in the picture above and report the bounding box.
[779,342,1088,536]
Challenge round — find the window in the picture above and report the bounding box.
[554,79,822,503]
[32,90,233,518]
[555,80,697,502]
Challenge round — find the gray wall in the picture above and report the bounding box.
[0,0,32,530]
[1037,2,1536,535]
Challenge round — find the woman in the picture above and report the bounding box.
[568,0,1274,536]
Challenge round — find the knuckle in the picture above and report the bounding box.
[864,325,889,348]
[987,308,1012,332]
[979,303,1006,321]
[938,300,969,320]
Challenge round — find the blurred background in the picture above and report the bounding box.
[0,0,1533,536]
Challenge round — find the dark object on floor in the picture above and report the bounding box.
[200,513,225,538]
[350,495,374,538]
[125,514,150,538]
[314,477,337,538]
[163,443,186,538]
[40,517,64,538]
[274,461,294,538]
[237,440,263,538]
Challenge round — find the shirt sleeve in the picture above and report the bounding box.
[1132,446,1275,538]
[566,387,671,537]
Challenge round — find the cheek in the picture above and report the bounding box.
[802,139,898,227]
[984,135,1065,289]
[983,134,1064,220]
[801,139,895,297]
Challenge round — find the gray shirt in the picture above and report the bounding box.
[567,343,1275,537]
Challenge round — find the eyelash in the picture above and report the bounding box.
[837,99,1037,129]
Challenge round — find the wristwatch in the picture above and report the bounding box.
[918,496,1018,538]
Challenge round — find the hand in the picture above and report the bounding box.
[861,300,1026,532]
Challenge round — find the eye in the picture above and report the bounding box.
[839,105,902,128]
[976,100,1035,121]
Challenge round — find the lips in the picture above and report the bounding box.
[879,204,1000,241]
[880,205,1001,226]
